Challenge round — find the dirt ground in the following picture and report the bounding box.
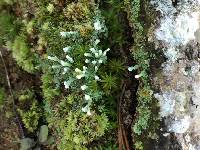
[0,49,20,149]
[0,48,39,150]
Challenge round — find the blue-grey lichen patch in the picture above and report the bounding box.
[156,12,199,47]
[151,0,200,149]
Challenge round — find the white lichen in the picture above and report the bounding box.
[156,12,200,47]
[152,0,200,148]
[168,116,190,133]
[154,93,175,117]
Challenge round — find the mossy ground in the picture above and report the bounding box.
[0,0,160,149]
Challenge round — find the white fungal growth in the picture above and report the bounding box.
[64,80,71,89]
[164,48,180,62]
[60,60,71,67]
[154,93,175,117]
[48,56,59,61]
[95,75,100,80]
[66,55,74,63]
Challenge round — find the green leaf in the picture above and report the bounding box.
[38,125,49,143]
[20,138,35,150]
[45,136,55,145]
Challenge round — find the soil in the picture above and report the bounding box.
[117,11,139,150]
[0,48,42,149]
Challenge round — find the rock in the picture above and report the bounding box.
[150,0,200,149]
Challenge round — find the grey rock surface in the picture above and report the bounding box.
[150,0,200,149]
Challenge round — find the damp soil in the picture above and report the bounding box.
[0,48,43,149]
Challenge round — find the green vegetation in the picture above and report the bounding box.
[0,0,160,149]
[0,88,5,106]
[0,11,18,46]
[12,36,37,73]
[41,72,60,101]
[123,0,160,149]
[17,90,41,132]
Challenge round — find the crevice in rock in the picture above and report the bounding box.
[99,0,139,149]
[172,0,179,7]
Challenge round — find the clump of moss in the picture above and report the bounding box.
[0,12,18,45]
[58,111,109,150]
[76,23,93,37]
[0,0,121,149]
[17,90,41,132]
[100,73,118,95]
[44,93,109,150]
[64,1,91,22]
[18,101,41,132]
[41,72,60,101]
[12,36,36,73]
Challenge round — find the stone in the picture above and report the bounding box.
[151,0,200,149]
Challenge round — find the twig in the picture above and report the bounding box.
[118,81,131,150]
[0,49,25,138]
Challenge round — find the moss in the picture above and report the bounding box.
[64,2,91,22]
[100,73,118,95]
[123,0,160,148]
[12,36,36,73]
[18,101,41,132]
[57,110,109,150]
[0,12,18,45]
[41,72,60,101]
[134,141,144,150]
[0,0,15,5]
[0,88,6,106]
[0,0,127,149]
[17,90,42,132]
[108,59,125,75]
[45,94,109,150]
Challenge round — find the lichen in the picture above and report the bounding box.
[151,0,200,149]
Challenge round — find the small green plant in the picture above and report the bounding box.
[41,72,60,101]
[12,36,36,73]
[18,100,41,132]
[108,59,125,74]
[101,73,118,94]
[17,90,41,132]
[48,15,109,114]
[0,12,18,45]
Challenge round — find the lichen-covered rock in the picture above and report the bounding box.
[150,0,200,149]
